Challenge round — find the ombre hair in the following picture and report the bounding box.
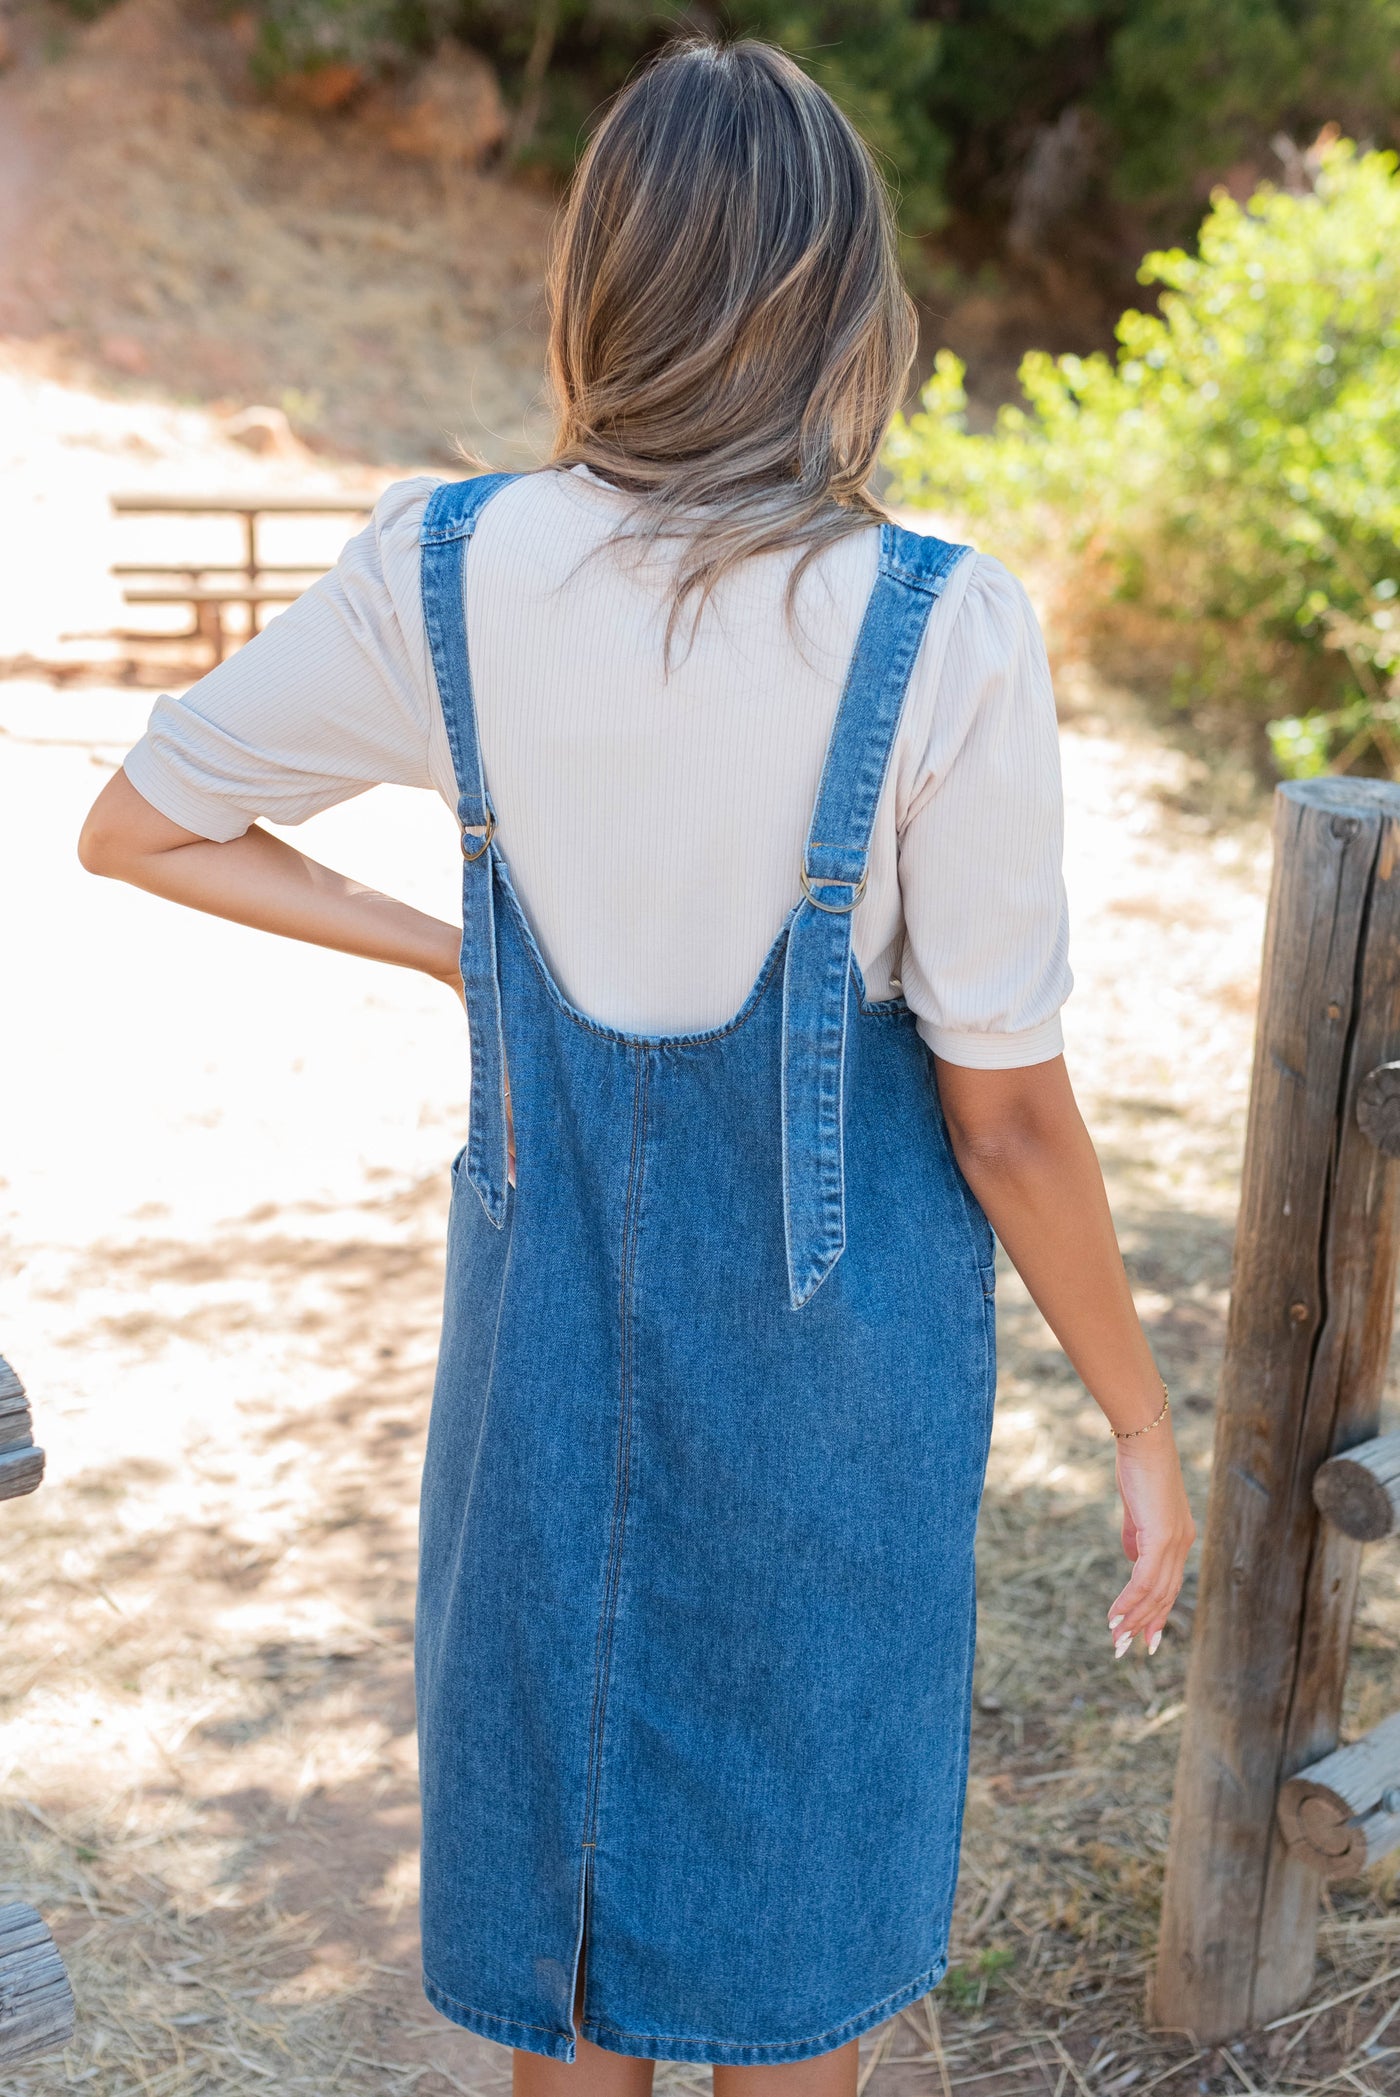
[545,36,917,651]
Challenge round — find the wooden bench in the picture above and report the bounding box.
[118,581,310,663]
[111,492,377,664]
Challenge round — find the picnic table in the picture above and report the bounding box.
[111,491,378,664]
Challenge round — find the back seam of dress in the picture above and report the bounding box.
[581,1050,651,1850]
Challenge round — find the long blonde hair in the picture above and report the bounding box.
[545,36,917,651]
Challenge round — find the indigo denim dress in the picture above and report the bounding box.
[415,474,997,2066]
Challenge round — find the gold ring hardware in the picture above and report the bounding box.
[461,814,496,862]
[800,865,868,915]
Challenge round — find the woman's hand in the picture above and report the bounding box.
[936,1054,1199,1658]
[1109,1428,1195,1658]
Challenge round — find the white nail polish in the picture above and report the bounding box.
[1148,1631,1162,1656]
[1114,1633,1132,1659]
[1109,1615,1125,1630]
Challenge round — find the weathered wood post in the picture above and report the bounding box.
[0,1906,74,2065]
[0,1357,44,1502]
[1152,778,1400,2043]
[0,1356,75,2067]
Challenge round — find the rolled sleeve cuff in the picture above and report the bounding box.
[122,741,256,844]
[918,1013,1065,1069]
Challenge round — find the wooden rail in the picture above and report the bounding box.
[1313,1428,1400,1540]
[1152,778,1400,2043]
[1277,1712,1400,1878]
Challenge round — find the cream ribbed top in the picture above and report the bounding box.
[123,468,1071,1066]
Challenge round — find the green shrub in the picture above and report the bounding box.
[940,1946,1016,2012]
[1100,0,1400,204]
[927,0,1400,215]
[883,140,1400,774]
[251,0,451,80]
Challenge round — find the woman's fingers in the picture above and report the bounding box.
[1110,1434,1196,1655]
[1108,1538,1190,1653]
[1110,1563,1180,1638]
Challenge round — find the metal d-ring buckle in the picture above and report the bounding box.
[800,864,868,915]
[461,814,496,862]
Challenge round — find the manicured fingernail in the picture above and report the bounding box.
[1114,1632,1133,1659]
[1148,1631,1162,1656]
[1109,1615,1125,1630]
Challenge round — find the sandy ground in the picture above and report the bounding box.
[1,9,1399,2087]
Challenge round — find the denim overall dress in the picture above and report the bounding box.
[415,474,997,2066]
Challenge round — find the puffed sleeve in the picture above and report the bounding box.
[896,554,1072,1068]
[121,476,445,840]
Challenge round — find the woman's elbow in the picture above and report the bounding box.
[77,801,135,878]
[78,769,196,878]
[78,808,120,877]
[935,1056,1078,1178]
[946,1115,1045,1184]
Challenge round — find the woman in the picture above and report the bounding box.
[80,36,1194,2097]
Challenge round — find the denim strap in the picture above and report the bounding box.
[421,472,521,1227]
[782,521,969,1308]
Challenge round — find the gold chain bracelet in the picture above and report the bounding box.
[1111,1386,1170,1441]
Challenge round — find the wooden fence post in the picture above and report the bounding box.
[1151,778,1400,2044]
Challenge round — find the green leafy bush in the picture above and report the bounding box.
[883,140,1400,774]
[927,0,1400,215]
[251,0,452,80]
[1100,0,1400,203]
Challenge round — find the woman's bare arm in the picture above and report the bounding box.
[79,769,463,986]
[936,1054,1196,1655]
